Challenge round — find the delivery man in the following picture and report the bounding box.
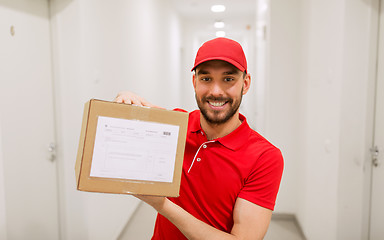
[114,37,284,240]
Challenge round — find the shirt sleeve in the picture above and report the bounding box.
[238,148,284,210]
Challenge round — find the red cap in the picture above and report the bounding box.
[191,37,247,72]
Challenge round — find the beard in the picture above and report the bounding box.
[196,88,243,125]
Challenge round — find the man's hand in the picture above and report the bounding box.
[114,91,164,109]
[134,195,166,212]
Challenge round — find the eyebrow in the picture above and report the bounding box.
[223,71,238,75]
[196,69,239,75]
[196,69,210,75]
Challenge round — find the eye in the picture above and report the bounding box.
[224,77,234,82]
[200,77,211,82]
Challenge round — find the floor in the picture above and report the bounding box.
[119,203,306,240]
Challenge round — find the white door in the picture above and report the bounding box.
[0,0,60,239]
[369,0,384,239]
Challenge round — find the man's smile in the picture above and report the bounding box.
[208,100,227,107]
[204,96,232,110]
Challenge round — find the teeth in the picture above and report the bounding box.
[209,101,225,107]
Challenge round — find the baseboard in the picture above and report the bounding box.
[271,213,307,240]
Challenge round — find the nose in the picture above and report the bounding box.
[209,82,224,96]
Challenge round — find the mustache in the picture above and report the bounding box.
[203,96,233,103]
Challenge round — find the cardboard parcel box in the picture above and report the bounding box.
[75,99,189,197]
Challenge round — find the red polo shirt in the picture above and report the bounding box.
[152,110,284,239]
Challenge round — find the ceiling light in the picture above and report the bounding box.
[214,21,225,28]
[216,31,226,37]
[260,3,268,13]
[211,5,226,13]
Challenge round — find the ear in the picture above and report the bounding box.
[192,73,197,90]
[242,73,251,95]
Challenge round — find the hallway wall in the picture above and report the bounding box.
[267,0,377,239]
[267,0,302,214]
[49,0,181,238]
[295,1,345,238]
[0,1,60,238]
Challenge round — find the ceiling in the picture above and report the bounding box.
[171,0,257,23]
[171,0,257,39]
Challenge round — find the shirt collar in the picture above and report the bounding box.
[189,110,252,151]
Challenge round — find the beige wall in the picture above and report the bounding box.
[49,0,181,238]
[267,0,377,239]
[118,202,157,240]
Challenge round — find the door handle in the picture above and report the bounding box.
[370,146,380,167]
[48,142,56,162]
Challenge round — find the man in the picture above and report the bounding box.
[115,37,284,240]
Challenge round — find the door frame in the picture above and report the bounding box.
[0,116,7,240]
[365,0,383,239]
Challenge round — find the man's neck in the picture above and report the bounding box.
[200,113,242,140]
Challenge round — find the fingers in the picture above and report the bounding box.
[114,95,125,103]
[114,91,164,109]
[131,96,145,106]
[114,91,140,105]
[140,99,166,109]
[148,104,166,110]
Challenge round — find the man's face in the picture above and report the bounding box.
[193,60,250,125]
